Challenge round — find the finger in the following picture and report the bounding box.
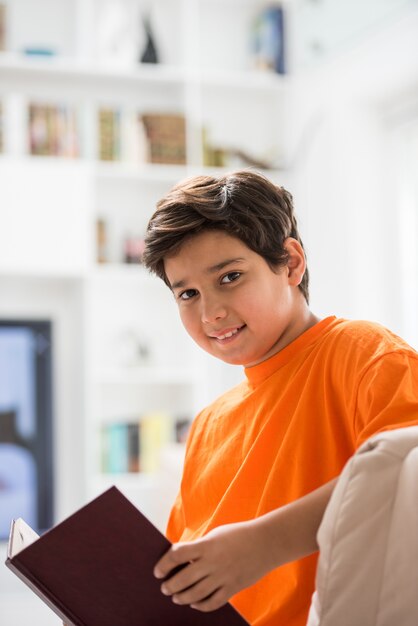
[161,560,209,596]
[171,575,220,606]
[154,542,201,579]
[190,587,230,613]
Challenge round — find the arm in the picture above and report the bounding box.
[154,478,337,612]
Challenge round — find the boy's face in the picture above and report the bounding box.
[164,230,311,368]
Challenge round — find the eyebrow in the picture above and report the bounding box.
[170,257,246,290]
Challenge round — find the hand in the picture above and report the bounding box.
[153,480,337,612]
[153,520,274,612]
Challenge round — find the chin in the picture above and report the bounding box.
[214,353,251,366]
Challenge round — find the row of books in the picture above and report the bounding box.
[99,109,186,165]
[25,103,187,164]
[100,414,191,475]
[96,217,146,265]
[28,104,79,157]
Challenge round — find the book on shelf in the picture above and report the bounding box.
[101,412,174,475]
[28,103,79,158]
[96,217,108,264]
[251,5,286,75]
[102,422,130,474]
[98,108,121,161]
[6,486,249,626]
[140,412,172,473]
[123,233,146,264]
[127,422,140,472]
[175,416,192,444]
[97,107,148,164]
[141,112,186,165]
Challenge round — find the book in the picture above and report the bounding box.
[127,421,140,472]
[106,422,129,473]
[140,412,171,473]
[98,108,121,161]
[28,103,79,157]
[6,486,249,626]
[251,6,286,75]
[101,415,173,475]
[141,113,186,165]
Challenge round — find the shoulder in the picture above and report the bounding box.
[322,318,416,359]
[313,318,418,390]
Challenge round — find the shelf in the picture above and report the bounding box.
[187,164,288,178]
[0,155,187,183]
[0,0,288,538]
[87,470,181,531]
[90,471,158,492]
[195,68,288,91]
[87,264,153,283]
[0,268,85,280]
[92,366,199,386]
[0,52,186,87]
[94,161,188,183]
[0,52,289,93]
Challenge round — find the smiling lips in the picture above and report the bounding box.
[210,325,245,341]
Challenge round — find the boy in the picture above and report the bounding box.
[142,170,418,626]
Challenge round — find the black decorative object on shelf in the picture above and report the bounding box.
[140,15,159,64]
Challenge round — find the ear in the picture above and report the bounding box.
[283,238,306,287]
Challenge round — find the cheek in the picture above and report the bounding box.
[238,293,263,321]
[179,307,200,337]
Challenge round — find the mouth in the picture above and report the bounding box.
[209,325,246,342]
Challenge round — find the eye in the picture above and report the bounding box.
[220,271,241,284]
[178,288,198,301]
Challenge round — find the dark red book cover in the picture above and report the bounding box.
[5,486,248,626]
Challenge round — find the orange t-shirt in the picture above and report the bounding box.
[166,317,418,626]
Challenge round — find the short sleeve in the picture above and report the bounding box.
[354,350,418,447]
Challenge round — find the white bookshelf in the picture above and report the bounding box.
[0,0,289,529]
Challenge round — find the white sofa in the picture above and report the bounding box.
[307,426,418,626]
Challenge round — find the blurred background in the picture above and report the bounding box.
[0,0,417,623]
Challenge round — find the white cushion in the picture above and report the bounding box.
[307,426,418,626]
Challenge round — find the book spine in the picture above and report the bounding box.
[28,103,79,157]
[140,412,171,473]
[101,421,142,473]
[106,423,129,473]
[127,422,141,472]
[98,108,121,161]
[141,113,186,165]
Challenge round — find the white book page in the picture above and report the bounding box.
[8,518,40,559]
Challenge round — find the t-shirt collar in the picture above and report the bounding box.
[244,316,337,387]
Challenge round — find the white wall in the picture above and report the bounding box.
[286,5,418,344]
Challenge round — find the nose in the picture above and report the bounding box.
[200,294,227,324]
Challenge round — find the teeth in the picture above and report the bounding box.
[218,328,239,340]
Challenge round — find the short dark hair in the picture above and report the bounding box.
[143,170,309,303]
